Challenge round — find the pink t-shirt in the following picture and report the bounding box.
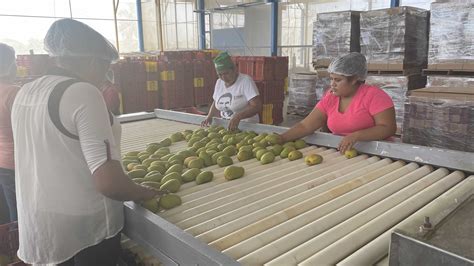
[316,84,394,136]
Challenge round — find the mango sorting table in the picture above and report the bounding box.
[118,110,474,266]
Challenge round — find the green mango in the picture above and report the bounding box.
[146,143,160,154]
[196,171,214,185]
[159,194,182,209]
[165,164,183,175]
[280,146,296,159]
[217,156,233,167]
[294,139,307,149]
[160,172,182,185]
[170,132,185,142]
[160,138,172,147]
[288,150,303,161]
[132,178,145,183]
[224,166,245,180]
[127,169,147,179]
[212,151,226,164]
[188,158,205,169]
[142,199,159,213]
[260,152,275,165]
[237,150,253,162]
[160,179,181,193]
[271,144,284,156]
[125,151,140,157]
[182,168,201,183]
[223,146,237,157]
[141,181,161,189]
[142,172,163,183]
[256,149,268,161]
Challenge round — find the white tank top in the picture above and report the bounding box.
[11,75,124,264]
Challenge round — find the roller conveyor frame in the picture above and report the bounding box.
[118,109,474,265]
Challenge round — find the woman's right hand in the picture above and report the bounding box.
[201,116,212,127]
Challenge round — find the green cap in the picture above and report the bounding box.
[213,52,234,72]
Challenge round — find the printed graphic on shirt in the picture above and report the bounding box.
[216,93,233,119]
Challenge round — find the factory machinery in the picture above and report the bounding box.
[118,110,474,266]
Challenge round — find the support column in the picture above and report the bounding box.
[136,0,145,52]
[198,0,206,50]
[270,0,278,56]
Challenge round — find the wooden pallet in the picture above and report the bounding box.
[427,61,474,72]
[422,69,474,76]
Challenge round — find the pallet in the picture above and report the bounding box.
[427,61,474,72]
[367,69,422,76]
[422,69,474,76]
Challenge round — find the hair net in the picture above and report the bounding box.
[0,43,16,78]
[44,19,119,62]
[328,52,368,81]
[214,52,235,72]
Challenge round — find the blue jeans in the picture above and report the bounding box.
[0,168,16,223]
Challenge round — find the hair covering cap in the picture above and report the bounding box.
[328,52,367,81]
[44,18,119,62]
[213,51,234,72]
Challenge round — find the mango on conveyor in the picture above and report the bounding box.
[288,150,303,161]
[280,146,296,159]
[160,179,181,193]
[160,172,182,185]
[260,152,275,165]
[305,154,323,166]
[165,164,183,175]
[188,158,205,169]
[141,181,161,190]
[182,168,201,183]
[196,171,214,185]
[127,169,147,179]
[294,139,307,149]
[224,166,245,181]
[159,194,182,210]
[142,198,160,213]
[217,156,233,167]
[237,150,253,162]
[344,149,358,159]
[160,138,172,147]
[170,132,185,142]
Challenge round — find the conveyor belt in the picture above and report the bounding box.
[120,113,473,266]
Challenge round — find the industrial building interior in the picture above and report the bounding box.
[0,0,472,265]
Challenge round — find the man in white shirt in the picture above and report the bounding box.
[11,19,159,265]
[201,52,262,130]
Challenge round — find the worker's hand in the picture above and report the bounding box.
[228,114,242,131]
[201,116,212,127]
[338,133,359,154]
[141,185,162,200]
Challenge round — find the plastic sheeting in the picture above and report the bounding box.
[366,75,427,134]
[429,1,474,64]
[312,11,360,67]
[402,90,474,152]
[360,7,429,69]
[288,73,330,116]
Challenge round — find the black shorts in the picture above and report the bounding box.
[59,233,121,266]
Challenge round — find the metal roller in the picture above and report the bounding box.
[117,110,474,266]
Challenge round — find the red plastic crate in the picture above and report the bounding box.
[238,57,256,77]
[255,80,284,104]
[159,60,177,110]
[272,102,284,125]
[274,56,289,80]
[254,57,275,81]
[16,54,51,76]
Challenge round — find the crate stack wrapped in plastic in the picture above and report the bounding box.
[402,77,474,152]
[360,7,429,71]
[366,75,426,134]
[312,11,360,68]
[287,73,330,116]
[428,1,474,69]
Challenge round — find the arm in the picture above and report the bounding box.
[201,101,219,127]
[228,95,263,130]
[280,108,328,143]
[338,107,397,153]
[92,160,157,201]
[63,83,158,202]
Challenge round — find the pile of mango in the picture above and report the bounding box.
[122,125,359,213]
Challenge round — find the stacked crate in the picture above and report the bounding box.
[312,11,361,69]
[360,6,429,134]
[360,6,429,72]
[402,1,474,152]
[235,56,288,125]
[287,72,330,116]
[117,51,218,114]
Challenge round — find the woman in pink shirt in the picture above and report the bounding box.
[280,52,396,153]
[0,43,19,223]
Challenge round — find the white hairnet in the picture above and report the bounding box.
[0,43,16,78]
[44,19,119,62]
[328,52,368,81]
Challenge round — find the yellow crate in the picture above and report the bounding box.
[262,104,273,125]
[194,78,204,87]
[145,61,158,72]
[147,81,159,91]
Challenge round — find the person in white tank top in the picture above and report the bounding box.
[11,19,159,265]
